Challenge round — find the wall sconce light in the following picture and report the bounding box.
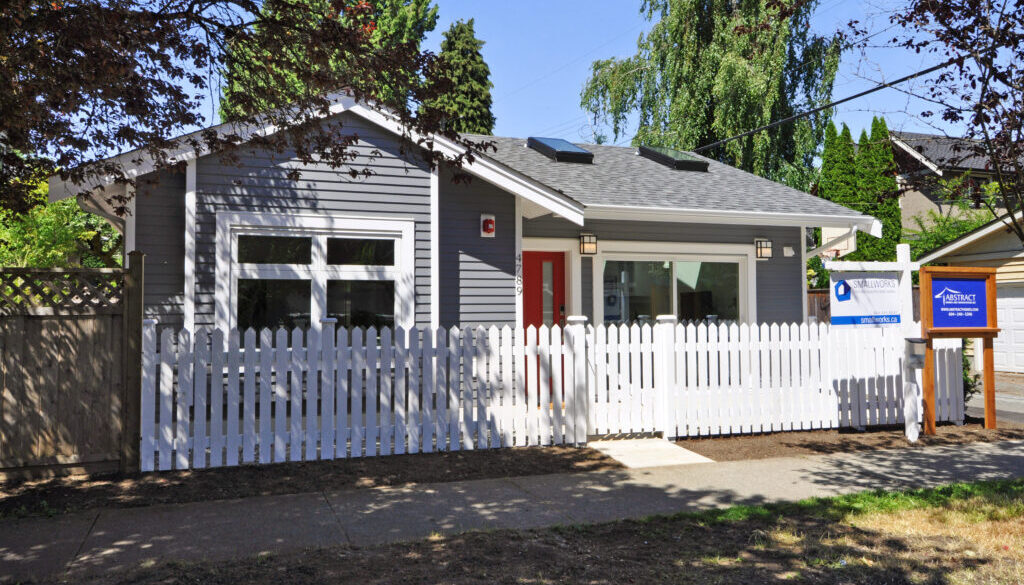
[755,238,773,259]
[579,232,598,255]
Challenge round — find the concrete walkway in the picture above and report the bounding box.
[3,439,1024,582]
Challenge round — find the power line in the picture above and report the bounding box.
[692,57,960,154]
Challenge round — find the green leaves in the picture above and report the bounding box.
[420,19,495,135]
[580,0,839,185]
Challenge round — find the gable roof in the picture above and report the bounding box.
[48,93,878,234]
[890,131,991,173]
[468,135,880,234]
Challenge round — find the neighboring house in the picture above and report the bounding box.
[890,131,997,229]
[919,213,1024,373]
[48,95,878,333]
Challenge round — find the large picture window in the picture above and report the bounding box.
[597,244,752,324]
[603,260,741,323]
[216,213,414,332]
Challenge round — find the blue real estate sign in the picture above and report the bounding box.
[931,277,988,328]
[829,271,901,326]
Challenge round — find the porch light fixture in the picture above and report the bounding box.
[755,238,773,259]
[579,232,598,255]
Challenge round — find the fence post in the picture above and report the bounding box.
[120,251,145,473]
[654,315,678,439]
[566,316,589,446]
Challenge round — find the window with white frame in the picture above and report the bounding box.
[215,213,415,332]
[595,243,754,325]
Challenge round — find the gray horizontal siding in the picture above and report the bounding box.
[191,111,433,328]
[524,217,804,323]
[135,167,186,329]
[439,166,516,327]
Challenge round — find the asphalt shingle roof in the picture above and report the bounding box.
[465,135,864,218]
[890,131,990,171]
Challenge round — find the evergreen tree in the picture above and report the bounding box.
[580,0,841,186]
[219,0,439,121]
[817,122,858,209]
[422,19,495,134]
[848,117,900,261]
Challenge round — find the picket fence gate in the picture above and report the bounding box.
[140,319,964,472]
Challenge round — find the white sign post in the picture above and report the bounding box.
[825,244,922,440]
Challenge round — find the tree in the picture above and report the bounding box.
[0,182,121,268]
[818,122,858,208]
[2,0,485,214]
[421,19,496,135]
[580,0,841,186]
[847,117,900,261]
[904,178,994,262]
[219,0,439,121]
[879,0,1024,245]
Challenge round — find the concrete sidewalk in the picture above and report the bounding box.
[3,440,1024,583]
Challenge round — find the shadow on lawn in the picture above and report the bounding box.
[58,480,1024,585]
[0,446,618,520]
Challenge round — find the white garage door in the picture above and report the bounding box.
[994,284,1024,373]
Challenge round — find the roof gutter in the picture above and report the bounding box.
[583,204,882,237]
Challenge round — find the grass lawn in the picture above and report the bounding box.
[58,479,1024,585]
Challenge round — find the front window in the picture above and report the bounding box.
[602,258,742,324]
[219,214,413,332]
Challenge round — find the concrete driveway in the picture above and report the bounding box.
[966,372,1024,425]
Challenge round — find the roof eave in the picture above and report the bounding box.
[583,204,880,235]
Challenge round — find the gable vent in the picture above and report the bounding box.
[527,137,594,164]
[638,145,709,172]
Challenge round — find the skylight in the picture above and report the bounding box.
[527,137,594,164]
[638,145,709,172]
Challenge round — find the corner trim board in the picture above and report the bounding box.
[184,159,197,333]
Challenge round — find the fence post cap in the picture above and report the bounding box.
[143,319,158,326]
[655,314,679,324]
[566,316,588,325]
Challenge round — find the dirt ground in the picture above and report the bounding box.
[0,446,619,519]
[43,481,1024,585]
[677,416,1024,462]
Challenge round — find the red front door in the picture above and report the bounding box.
[523,251,566,329]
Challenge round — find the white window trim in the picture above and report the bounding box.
[215,211,415,332]
[592,240,757,324]
[521,237,583,318]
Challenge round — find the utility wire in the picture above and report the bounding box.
[692,56,960,153]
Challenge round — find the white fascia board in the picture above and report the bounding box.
[891,136,943,176]
[48,94,363,201]
[917,212,1022,264]
[584,204,880,236]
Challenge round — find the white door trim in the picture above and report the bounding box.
[521,237,583,318]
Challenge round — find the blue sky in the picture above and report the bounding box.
[420,0,961,143]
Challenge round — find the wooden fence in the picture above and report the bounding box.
[141,318,964,472]
[0,254,144,478]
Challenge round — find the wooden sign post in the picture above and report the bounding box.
[919,266,999,434]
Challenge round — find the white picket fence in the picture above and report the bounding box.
[140,321,587,472]
[140,319,964,472]
[588,320,964,438]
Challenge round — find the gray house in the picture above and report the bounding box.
[49,96,879,332]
